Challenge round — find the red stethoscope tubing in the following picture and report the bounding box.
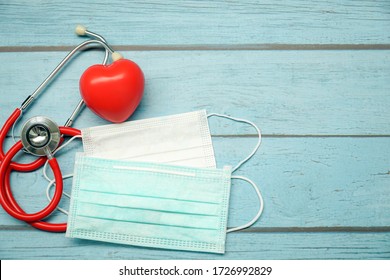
[0,108,81,232]
[0,109,47,171]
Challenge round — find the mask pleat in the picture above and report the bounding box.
[93,145,213,166]
[77,190,221,216]
[77,203,219,230]
[72,223,222,249]
[78,165,226,203]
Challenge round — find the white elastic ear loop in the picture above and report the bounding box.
[227,175,264,233]
[207,113,261,173]
[46,176,72,215]
[43,135,82,215]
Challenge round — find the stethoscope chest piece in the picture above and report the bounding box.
[21,116,61,156]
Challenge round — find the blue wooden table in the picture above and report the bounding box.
[0,0,389,260]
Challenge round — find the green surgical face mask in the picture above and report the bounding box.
[66,113,263,254]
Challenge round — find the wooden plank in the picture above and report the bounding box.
[0,50,389,135]
[1,137,389,228]
[0,1,389,46]
[1,230,389,259]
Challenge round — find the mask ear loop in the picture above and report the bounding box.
[207,113,263,232]
[227,176,264,233]
[207,113,262,173]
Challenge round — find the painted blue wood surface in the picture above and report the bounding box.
[0,0,389,46]
[0,0,389,260]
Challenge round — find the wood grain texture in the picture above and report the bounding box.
[1,230,389,260]
[0,1,389,46]
[0,50,389,135]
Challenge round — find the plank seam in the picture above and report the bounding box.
[1,44,390,52]
[5,135,390,139]
[238,227,390,233]
[2,225,390,232]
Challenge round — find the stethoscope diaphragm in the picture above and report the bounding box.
[21,116,61,157]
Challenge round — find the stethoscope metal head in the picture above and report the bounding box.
[21,116,61,157]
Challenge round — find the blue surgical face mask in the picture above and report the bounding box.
[66,112,263,254]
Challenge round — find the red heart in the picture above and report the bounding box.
[79,59,144,123]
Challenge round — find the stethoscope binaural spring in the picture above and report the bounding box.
[0,25,123,232]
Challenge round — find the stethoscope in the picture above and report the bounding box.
[0,25,122,232]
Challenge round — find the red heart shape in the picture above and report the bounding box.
[79,59,144,123]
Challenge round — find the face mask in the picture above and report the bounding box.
[82,110,216,168]
[66,112,263,254]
